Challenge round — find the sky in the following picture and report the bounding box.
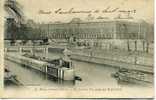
[13,0,154,23]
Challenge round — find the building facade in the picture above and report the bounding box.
[38,18,153,51]
[39,18,149,40]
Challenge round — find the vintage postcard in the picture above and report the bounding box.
[1,0,154,98]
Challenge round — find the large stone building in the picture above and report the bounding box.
[40,18,149,39]
[39,18,153,52]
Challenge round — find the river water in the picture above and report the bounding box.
[4,52,153,88]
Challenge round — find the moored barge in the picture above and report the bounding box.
[5,53,75,81]
[112,68,153,85]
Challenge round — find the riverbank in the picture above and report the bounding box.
[70,48,153,73]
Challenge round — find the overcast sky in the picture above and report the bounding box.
[14,0,153,23]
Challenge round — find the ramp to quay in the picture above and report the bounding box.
[71,54,153,74]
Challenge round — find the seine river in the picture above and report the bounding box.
[4,52,153,89]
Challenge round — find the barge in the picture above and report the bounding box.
[112,68,153,85]
[5,53,75,81]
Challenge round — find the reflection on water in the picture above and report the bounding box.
[4,52,153,88]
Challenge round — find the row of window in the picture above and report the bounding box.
[77,34,114,39]
[47,33,115,39]
[116,33,145,39]
[46,33,142,39]
[48,28,114,33]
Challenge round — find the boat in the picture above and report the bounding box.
[5,53,75,81]
[112,68,153,85]
[4,68,22,86]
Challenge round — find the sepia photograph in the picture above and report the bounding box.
[2,0,154,98]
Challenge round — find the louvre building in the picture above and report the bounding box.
[39,18,150,40]
[38,18,153,51]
